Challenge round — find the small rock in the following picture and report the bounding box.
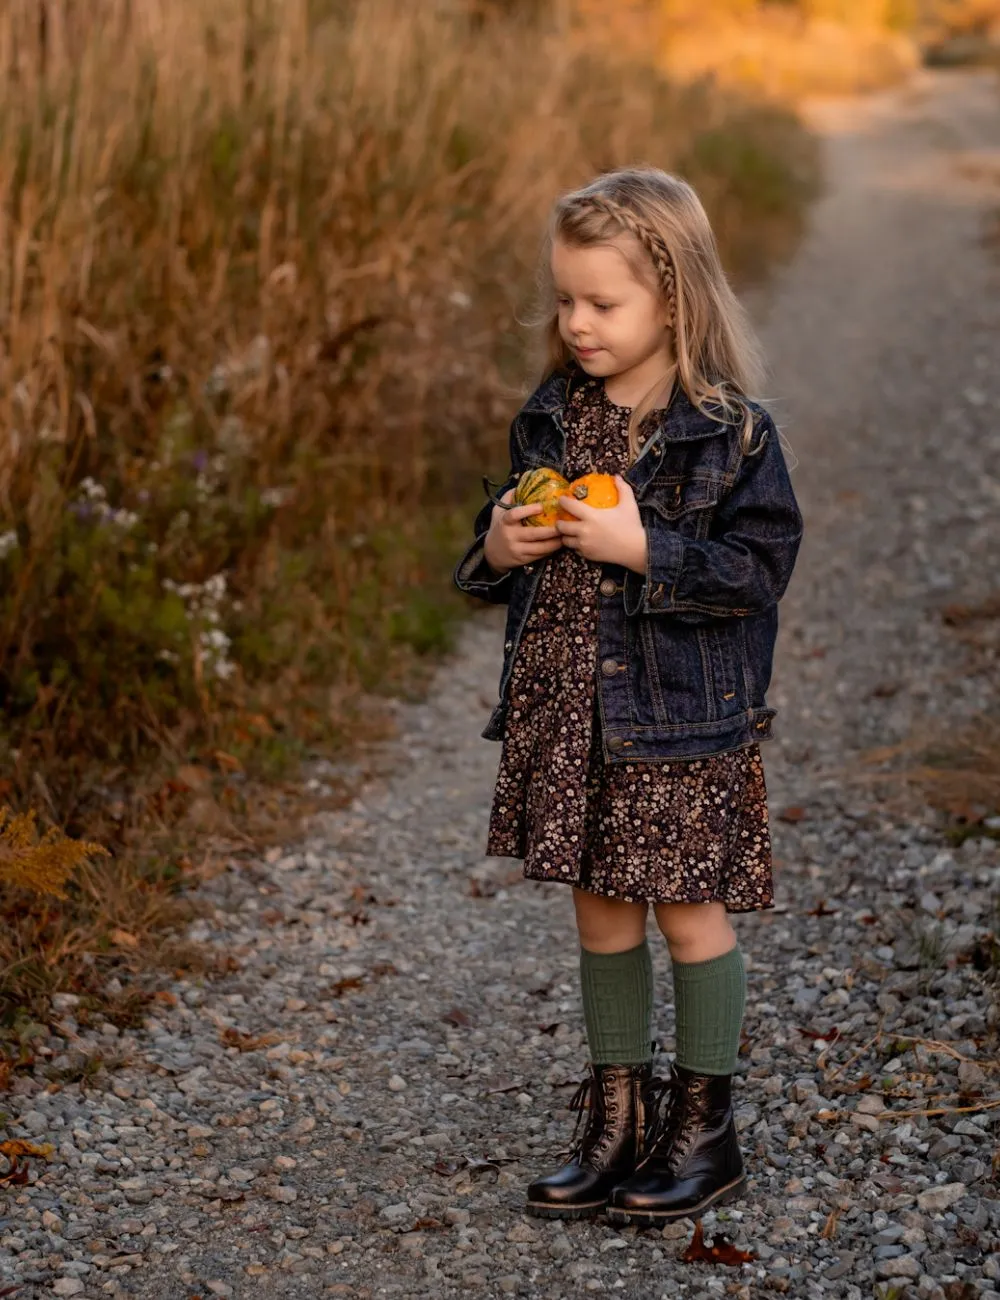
[790,1078,818,1103]
[917,1183,966,1213]
[206,1284,234,1298]
[388,1075,407,1093]
[53,1282,85,1297]
[825,1253,856,1281]
[958,1060,986,1089]
[928,1134,963,1159]
[874,1254,920,1280]
[271,1185,298,1204]
[506,1220,539,1243]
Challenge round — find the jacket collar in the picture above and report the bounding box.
[520,365,732,442]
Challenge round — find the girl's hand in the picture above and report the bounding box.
[555,475,647,574]
[484,488,564,575]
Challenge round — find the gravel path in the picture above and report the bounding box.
[3,68,1000,1300]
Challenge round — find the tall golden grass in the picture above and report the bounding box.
[0,0,820,1057]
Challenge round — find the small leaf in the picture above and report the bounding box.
[777,806,807,823]
[442,1008,472,1028]
[681,1218,757,1266]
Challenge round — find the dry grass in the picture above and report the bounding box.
[0,0,821,1084]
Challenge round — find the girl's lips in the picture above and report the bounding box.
[575,346,602,358]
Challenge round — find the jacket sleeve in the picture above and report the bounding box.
[622,412,803,622]
[452,419,522,606]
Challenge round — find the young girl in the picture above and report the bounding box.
[454,168,802,1224]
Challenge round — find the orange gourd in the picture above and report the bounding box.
[558,472,619,519]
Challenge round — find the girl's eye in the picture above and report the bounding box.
[556,297,572,308]
[595,303,613,313]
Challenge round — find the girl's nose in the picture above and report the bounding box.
[568,307,589,337]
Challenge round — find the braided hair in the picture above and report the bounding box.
[570,193,677,329]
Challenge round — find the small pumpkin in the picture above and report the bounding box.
[513,467,572,526]
[484,467,570,527]
[557,472,619,519]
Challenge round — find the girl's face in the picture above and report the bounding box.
[551,236,673,394]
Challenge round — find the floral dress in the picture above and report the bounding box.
[486,378,774,912]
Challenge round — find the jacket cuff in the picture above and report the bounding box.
[622,524,684,616]
[454,535,514,603]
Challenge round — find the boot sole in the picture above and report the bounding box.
[605,1173,747,1226]
[525,1197,608,1220]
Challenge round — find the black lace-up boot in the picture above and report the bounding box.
[606,1063,746,1225]
[526,1061,654,1219]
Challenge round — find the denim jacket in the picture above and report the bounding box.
[453,368,803,761]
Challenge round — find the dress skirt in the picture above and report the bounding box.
[484,378,774,913]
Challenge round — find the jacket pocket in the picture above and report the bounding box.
[633,616,749,726]
[646,474,726,541]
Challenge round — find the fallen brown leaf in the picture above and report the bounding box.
[681,1218,757,1267]
[329,977,364,998]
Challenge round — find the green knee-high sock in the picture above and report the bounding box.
[672,945,747,1076]
[579,941,654,1066]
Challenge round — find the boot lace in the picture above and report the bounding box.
[640,1069,701,1172]
[552,1070,624,1163]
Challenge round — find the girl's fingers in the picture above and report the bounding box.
[505,502,544,522]
[556,495,588,518]
[511,522,561,540]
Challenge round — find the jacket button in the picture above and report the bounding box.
[607,736,624,752]
[601,658,619,677]
[524,565,534,574]
[599,578,617,596]
[649,585,665,608]
[504,640,513,651]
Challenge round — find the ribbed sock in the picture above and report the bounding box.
[672,945,747,1076]
[579,941,654,1066]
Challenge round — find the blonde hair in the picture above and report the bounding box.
[539,167,767,459]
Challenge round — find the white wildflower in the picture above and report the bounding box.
[0,530,18,559]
